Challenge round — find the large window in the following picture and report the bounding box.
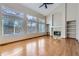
[3,16,14,34]
[27,15,37,33]
[0,6,46,36]
[1,6,24,35]
[3,15,24,35]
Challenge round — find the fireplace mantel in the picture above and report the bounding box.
[50,26,63,28]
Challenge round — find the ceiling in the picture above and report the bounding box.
[21,3,61,16]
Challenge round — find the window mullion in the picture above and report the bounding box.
[2,19,4,36]
[14,18,15,35]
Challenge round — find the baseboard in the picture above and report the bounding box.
[62,37,79,42]
[77,39,79,42]
[0,35,47,46]
[65,37,76,39]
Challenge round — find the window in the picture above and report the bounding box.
[3,16,14,34]
[14,18,24,34]
[1,6,24,18]
[0,6,46,36]
[39,23,45,32]
[3,15,24,35]
[1,6,24,35]
[0,19,2,36]
[27,15,37,33]
[39,19,46,32]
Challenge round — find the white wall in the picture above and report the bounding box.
[53,12,66,38]
[46,4,66,38]
[66,4,79,41]
[67,3,78,21]
[46,14,52,33]
[76,19,79,42]
[53,12,63,26]
[76,4,79,42]
[46,3,79,40]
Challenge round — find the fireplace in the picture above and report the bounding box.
[54,31,61,36]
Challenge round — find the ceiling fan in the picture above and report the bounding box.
[39,3,54,9]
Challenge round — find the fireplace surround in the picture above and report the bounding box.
[54,31,61,36]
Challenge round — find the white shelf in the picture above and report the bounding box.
[67,20,76,38]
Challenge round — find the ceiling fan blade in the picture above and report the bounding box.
[39,3,54,9]
[45,4,47,8]
[39,3,44,8]
[46,3,54,4]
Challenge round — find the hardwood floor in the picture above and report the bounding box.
[0,36,79,56]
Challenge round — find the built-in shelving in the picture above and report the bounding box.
[67,20,76,38]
